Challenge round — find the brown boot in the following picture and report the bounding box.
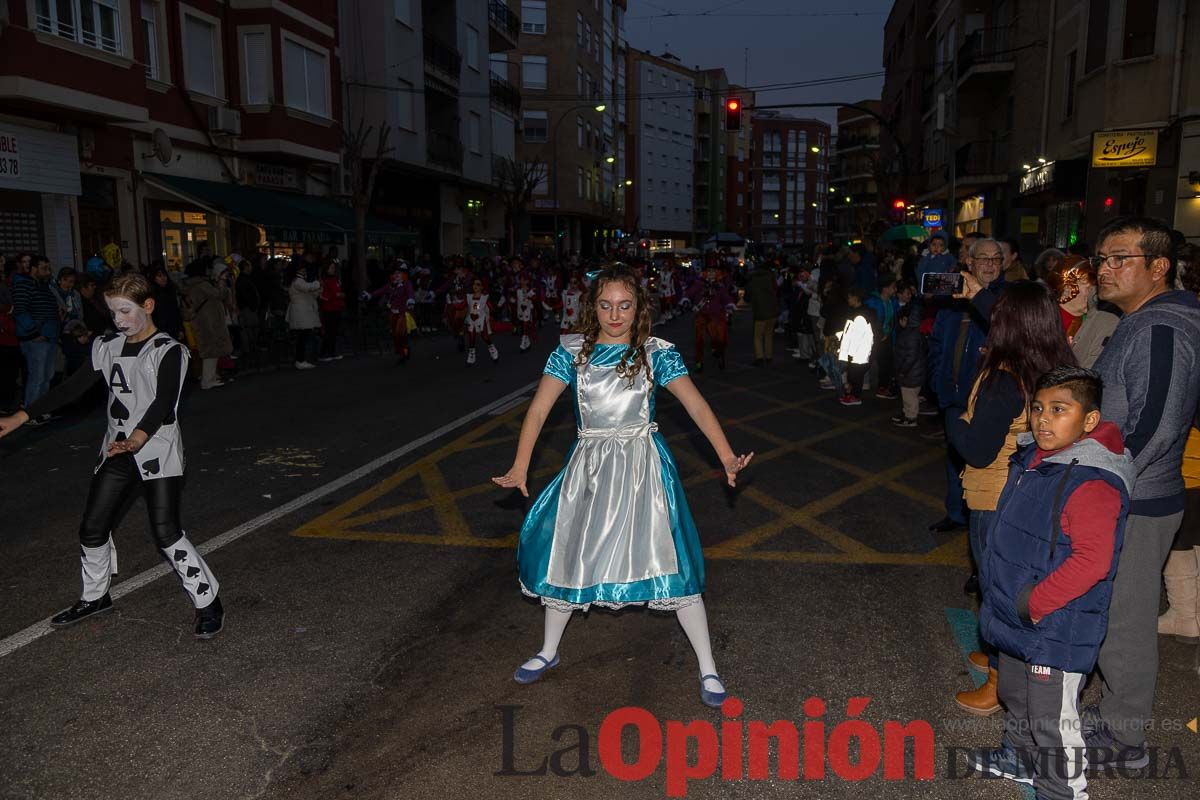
[967,651,989,673]
[955,667,1001,716]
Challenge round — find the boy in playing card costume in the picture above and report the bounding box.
[437,263,474,349]
[559,273,584,333]
[0,273,223,638]
[515,272,539,352]
[682,266,737,372]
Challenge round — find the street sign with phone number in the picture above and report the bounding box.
[0,133,19,179]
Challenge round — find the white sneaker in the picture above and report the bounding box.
[466,348,477,365]
[295,361,316,370]
[488,344,500,362]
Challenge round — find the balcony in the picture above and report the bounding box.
[423,34,461,93]
[488,1,520,51]
[428,131,464,173]
[955,139,1008,187]
[836,136,880,153]
[957,26,1015,87]
[489,75,521,116]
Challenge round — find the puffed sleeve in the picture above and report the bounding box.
[651,345,688,387]
[543,345,577,386]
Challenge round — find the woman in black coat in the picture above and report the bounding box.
[148,266,184,340]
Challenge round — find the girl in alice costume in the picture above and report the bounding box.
[0,273,223,638]
[493,264,753,707]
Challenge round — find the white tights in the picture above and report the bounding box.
[522,599,722,691]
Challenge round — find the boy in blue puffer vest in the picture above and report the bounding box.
[968,366,1134,800]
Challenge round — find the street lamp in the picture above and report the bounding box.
[624,179,633,186]
[810,146,820,153]
[550,103,606,256]
[605,155,615,164]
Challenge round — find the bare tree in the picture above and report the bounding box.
[342,119,393,292]
[494,157,546,253]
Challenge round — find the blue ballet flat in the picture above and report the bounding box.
[513,653,560,684]
[700,673,727,708]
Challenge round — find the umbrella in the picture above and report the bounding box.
[883,224,929,242]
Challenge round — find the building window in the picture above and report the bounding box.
[521,1,546,34]
[396,79,414,130]
[394,0,411,25]
[577,117,584,147]
[465,25,479,72]
[468,112,482,154]
[141,1,161,79]
[35,0,122,55]
[522,55,547,89]
[282,36,329,117]
[241,30,270,105]
[577,13,585,46]
[490,53,507,80]
[182,12,220,97]
[1122,0,1157,59]
[1084,0,1109,72]
[522,110,548,142]
[646,178,653,193]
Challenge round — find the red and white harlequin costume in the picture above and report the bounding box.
[516,285,539,351]
[465,292,500,364]
[560,285,583,333]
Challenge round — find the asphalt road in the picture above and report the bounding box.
[2,312,1197,800]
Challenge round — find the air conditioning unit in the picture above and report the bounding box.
[207,106,242,136]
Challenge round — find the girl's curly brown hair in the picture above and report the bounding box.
[574,264,653,387]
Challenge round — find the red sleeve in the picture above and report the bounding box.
[1028,480,1121,621]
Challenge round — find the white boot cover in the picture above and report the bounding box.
[80,535,118,601]
[162,535,220,609]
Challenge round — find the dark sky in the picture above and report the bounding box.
[624,0,894,129]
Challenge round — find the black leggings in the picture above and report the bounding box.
[79,454,183,549]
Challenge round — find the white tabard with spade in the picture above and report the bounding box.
[92,332,190,480]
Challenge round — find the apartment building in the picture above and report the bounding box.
[749,113,831,251]
[0,0,350,268]
[830,100,884,245]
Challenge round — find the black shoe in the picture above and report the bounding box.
[963,572,980,595]
[50,594,113,627]
[195,596,224,639]
[1081,711,1149,770]
[929,517,968,533]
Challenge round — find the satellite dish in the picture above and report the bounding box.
[151,128,173,166]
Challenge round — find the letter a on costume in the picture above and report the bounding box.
[109,363,133,394]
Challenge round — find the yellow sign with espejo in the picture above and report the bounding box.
[1091,129,1159,168]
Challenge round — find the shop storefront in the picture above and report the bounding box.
[1013,158,1087,250]
[1084,127,1179,245]
[953,194,990,237]
[0,122,80,268]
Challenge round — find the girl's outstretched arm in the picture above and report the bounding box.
[666,376,754,487]
[491,375,568,496]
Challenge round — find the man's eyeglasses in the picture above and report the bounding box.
[1089,254,1149,270]
[973,255,1004,264]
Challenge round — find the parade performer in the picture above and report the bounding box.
[371,268,415,364]
[682,266,737,372]
[515,272,539,353]
[540,268,562,326]
[559,273,584,333]
[0,273,223,638]
[492,264,753,707]
[658,262,679,320]
[465,278,500,365]
[437,264,473,349]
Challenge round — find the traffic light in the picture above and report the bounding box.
[891,198,907,222]
[725,98,742,131]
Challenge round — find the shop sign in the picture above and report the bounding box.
[252,164,301,191]
[0,132,19,179]
[1020,216,1040,234]
[1091,130,1158,168]
[922,209,943,228]
[1019,162,1055,195]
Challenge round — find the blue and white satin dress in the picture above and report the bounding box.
[518,334,705,611]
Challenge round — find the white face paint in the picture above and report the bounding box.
[106,295,151,338]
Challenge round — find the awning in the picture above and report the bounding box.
[142,174,419,246]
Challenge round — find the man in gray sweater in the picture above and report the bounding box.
[1084,216,1200,768]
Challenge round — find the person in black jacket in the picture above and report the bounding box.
[891,281,924,427]
[148,266,184,341]
[236,255,263,351]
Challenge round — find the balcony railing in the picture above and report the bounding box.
[837,136,880,150]
[488,1,520,41]
[957,25,1014,80]
[428,131,464,173]
[489,75,521,115]
[955,138,1009,178]
[423,34,462,84]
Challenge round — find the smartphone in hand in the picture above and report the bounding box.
[920,272,964,296]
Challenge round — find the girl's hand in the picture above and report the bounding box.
[492,465,529,497]
[723,452,754,487]
[107,430,149,456]
[0,410,29,439]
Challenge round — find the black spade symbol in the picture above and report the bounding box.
[114,431,127,441]
[186,566,200,578]
[101,332,119,343]
[141,458,160,477]
[196,583,210,596]
[109,397,130,427]
[153,336,171,348]
[173,549,188,563]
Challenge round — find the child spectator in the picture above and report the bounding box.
[891,280,923,427]
[865,274,900,399]
[970,367,1133,798]
[836,287,876,407]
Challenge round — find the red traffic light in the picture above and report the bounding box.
[725,97,742,131]
[726,99,740,112]
[892,199,907,210]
